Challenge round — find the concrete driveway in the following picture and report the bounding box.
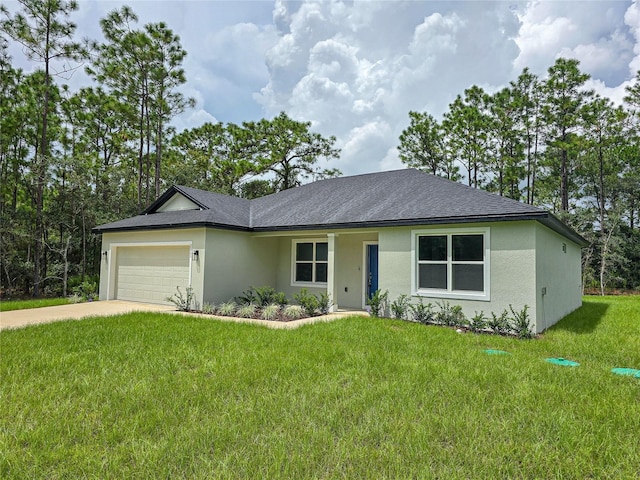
[0,300,175,330]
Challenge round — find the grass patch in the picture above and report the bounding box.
[0,297,70,312]
[1,296,639,478]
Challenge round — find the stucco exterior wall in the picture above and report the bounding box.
[99,228,206,305]
[156,193,199,212]
[334,233,378,308]
[274,235,326,300]
[203,229,278,304]
[271,232,377,308]
[97,220,581,331]
[378,222,539,330]
[534,223,582,331]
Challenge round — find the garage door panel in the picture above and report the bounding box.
[115,246,190,305]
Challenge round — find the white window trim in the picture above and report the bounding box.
[291,239,329,287]
[411,227,490,301]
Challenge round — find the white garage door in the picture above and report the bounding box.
[115,245,190,304]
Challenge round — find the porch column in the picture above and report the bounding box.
[327,233,338,312]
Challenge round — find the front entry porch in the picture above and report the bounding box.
[254,230,379,311]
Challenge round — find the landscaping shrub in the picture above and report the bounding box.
[261,304,280,321]
[410,299,433,324]
[272,291,289,307]
[218,301,237,317]
[166,286,195,312]
[254,286,277,306]
[237,304,257,318]
[72,280,98,302]
[317,292,332,314]
[452,305,468,328]
[294,289,320,317]
[68,293,84,304]
[284,304,305,320]
[509,304,533,339]
[238,286,287,307]
[367,289,389,317]
[488,309,510,335]
[469,311,487,333]
[236,287,257,305]
[434,301,466,326]
[202,303,216,314]
[391,294,410,320]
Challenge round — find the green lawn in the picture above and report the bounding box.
[1,296,639,478]
[0,297,70,312]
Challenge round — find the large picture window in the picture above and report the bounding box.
[292,240,328,285]
[413,228,489,300]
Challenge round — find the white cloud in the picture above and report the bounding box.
[339,120,395,173]
[5,0,638,178]
[173,109,218,133]
[256,1,523,175]
[409,12,463,57]
[514,0,633,84]
[625,0,640,74]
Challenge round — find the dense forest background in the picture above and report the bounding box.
[1,1,638,298]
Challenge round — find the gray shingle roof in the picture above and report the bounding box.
[250,169,544,229]
[93,169,586,245]
[96,186,251,232]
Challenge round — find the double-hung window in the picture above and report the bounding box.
[413,228,490,300]
[292,240,328,285]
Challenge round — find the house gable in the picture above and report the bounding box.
[156,193,200,213]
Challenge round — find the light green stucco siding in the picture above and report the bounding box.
[274,234,328,300]
[377,221,582,333]
[534,223,582,331]
[269,231,378,308]
[378,222,539,330]
[203,229,278,304]
[98,220,582,331]
[156,193,199,212]
[99,228,206,306]
[334,233,378,308]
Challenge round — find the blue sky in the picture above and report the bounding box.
[5,0,639,176]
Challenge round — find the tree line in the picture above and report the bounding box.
[0,1,338,297]
[398,58,640,293]
[1,1,638,298]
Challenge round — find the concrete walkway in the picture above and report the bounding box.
[0,301,369,331]
[0,300,175,330]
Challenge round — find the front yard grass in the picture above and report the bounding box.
[0,297,70,312]
[1,296,639,478]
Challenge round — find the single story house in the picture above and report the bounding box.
[93,168,587,333]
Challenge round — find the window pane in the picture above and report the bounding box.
[452,264,484,291]
[419,236,447,261]
[418,264,447,289]
[316,263,328,283]
[316,242,328,261]
[296,263,313,282]
[452,235,483,261]
[296,242,313,261]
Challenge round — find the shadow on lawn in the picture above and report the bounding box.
[548,298,609,334]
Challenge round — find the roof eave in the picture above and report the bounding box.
[250,212,550,232]
[92,221,251,234]
[92,211,589,247]
[538,214,589,246]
